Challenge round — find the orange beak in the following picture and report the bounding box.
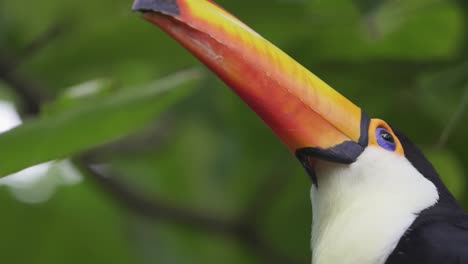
[132,0,370,173]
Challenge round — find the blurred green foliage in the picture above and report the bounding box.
[0,0,467,263]
[0,69,200,176]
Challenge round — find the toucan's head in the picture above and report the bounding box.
[132,0,460,209]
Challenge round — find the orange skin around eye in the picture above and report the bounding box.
[368,119,404,156]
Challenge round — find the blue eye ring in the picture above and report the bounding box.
[376,127,396,151]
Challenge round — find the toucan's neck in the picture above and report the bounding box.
[394,130,462,210]
[310,147,439,264]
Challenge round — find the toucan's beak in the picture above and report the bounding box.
[132,0,370,165]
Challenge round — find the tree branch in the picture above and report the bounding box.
[77,159,237,233]
[13,20,70,69]
[77,158,300,264]
[0,54,46,115]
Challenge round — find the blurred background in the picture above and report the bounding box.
[0,0,467,263]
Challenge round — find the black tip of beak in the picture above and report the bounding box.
[132,0,180,15]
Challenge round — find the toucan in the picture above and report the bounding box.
[131,0,468,263]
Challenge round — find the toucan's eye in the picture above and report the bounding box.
[368,119,403,155]
[376,127,396,151]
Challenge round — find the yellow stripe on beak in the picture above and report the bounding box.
[133,0,369,164]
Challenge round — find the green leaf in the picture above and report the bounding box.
[0,69,202,177]
[42,78,117,116]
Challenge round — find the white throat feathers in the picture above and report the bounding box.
[310,146,439,264]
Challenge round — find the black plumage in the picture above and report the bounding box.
[386,131,468,263]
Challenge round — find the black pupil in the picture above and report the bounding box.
[380,129,394,143]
